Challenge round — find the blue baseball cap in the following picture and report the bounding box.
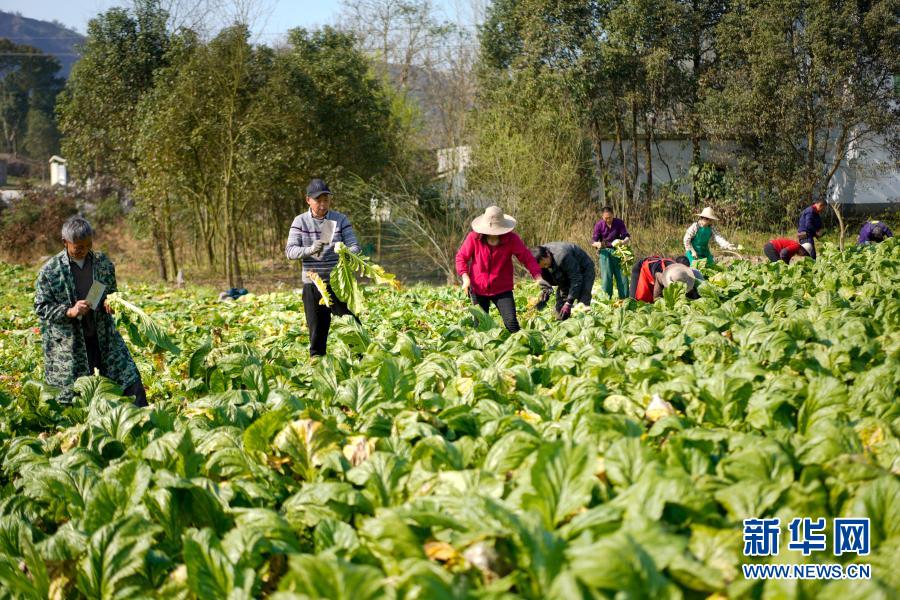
[306,179,332,199]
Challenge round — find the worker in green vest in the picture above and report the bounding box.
[682,206,737,267]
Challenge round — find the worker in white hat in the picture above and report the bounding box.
[682,206,737,267]
[631,256,701,303]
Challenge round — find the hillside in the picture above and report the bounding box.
[0,10,84,77]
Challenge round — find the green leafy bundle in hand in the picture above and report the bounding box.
[106,292,181,356]
[329,243,400,314]
[613,242,634,270]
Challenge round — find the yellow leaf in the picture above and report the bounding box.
[306,271,332,307]
[425,541,459,562]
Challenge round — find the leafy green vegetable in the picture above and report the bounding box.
[0,239,896,596]
[106,292,181,355]
[330,242,400,314]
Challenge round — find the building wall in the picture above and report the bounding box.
[598,137,899,215]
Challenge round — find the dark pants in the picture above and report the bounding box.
[471,290,520,333]
[629,261,643,300]
[556,283,594,312]
[302,282,357,356]
[85,334,147,407]
[763,242,781,263]
[557,264,596,310]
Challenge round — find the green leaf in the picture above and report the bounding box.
[567,531,680,598]
[83,460,153,533]
[106,292,181,355]
[276,554,385,600]
[0,516,49,600]
[522,441,596,529]
[242,409,288,456]
[183,528,242,599]
[845,475,900,549]
[76,516,159,600]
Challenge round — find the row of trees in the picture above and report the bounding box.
[53,0,899,284]
[58,1,402,287]
[472,0,899,227]
[0,39,63,161]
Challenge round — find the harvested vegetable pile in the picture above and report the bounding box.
[0,240,897,598]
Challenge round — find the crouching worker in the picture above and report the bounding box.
[456,206,551,332]
[531,242,596,320]
[857,221,893,246]
[630,256,700,303]
[763,238,812,263]
[34,216,147,406]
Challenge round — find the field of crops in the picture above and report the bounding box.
[0,240,898,599]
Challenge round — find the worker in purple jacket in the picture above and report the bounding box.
[591,207,631,299]
[857,221,893,245]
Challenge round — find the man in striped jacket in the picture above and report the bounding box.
[286,179,361,356]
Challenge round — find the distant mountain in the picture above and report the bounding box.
[0,11,84,78]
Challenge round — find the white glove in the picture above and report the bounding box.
[611,239,622,247]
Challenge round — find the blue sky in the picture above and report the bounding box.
[2,0,476,38]
[4,1,347,35]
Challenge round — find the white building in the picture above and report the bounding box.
[596,136,898,216]
[49,156,67,187]
[437,145,471,196]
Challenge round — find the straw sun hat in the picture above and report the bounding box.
[661,263,697,291]
[472,206,517,235]
[695,206,720,220]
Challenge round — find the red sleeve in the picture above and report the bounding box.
[456,231,475,276]
[510,233,542,279]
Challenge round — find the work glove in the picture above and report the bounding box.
[557,301,572,321]
[536,278,553,292]
[535,287,552,311]
[309,240,327,256]
[611,239,622,247]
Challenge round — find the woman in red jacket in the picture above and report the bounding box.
[456,206,551,332]
[763,238,812,263]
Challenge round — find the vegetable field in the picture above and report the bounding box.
[0,241,898,599]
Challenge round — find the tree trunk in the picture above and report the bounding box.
[832,203,846,252]
[690,3,704,205]
[630,97,640,204]
[613,109,629,216]
[588,113,608,206]
[224,190,235,289]
[644,120,653,206]
[152,209,168,282]
[232,221,244,288]
[163,194,178,278]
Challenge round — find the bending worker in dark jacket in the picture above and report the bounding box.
[797,198,827,258]
[532,242,596,320]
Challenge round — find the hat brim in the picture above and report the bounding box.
[695,213,718,220]
[661,264,696,291]
[308,191,332,199]
[472,214,517,235]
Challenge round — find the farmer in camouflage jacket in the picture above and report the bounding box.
[34,216,146,405]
